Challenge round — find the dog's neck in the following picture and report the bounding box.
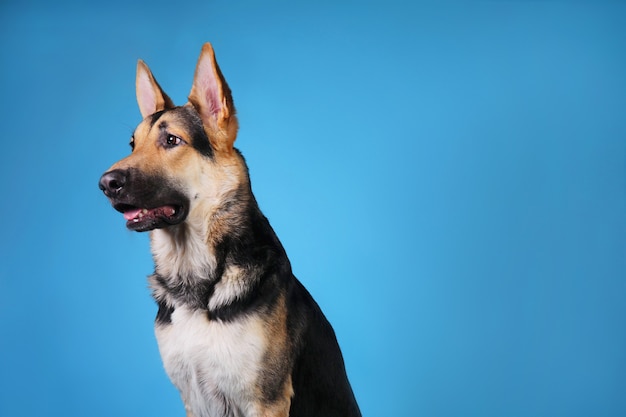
[150,218,217,282]
[148,190,289,316]
[150,179,253,279]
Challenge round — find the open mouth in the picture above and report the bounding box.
[114,203,187,232]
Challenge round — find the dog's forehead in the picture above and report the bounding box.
[133,106,213,158]
[135,107,198,136]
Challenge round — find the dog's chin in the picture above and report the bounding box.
[115,204,188,232]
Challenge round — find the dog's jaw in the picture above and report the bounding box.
[120,204,187,232]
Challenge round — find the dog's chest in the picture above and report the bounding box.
[155,306,266,417]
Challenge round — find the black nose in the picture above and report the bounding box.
[99,169,127,198]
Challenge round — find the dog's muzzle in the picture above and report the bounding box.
[99,168,189,232]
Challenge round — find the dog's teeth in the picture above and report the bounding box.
[142,209,148,214]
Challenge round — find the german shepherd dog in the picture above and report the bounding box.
[99,43,361,417]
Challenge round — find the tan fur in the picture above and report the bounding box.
[255,295,293,416]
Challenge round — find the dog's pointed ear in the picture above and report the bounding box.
[136,60,174,118]
[188,43,238,152]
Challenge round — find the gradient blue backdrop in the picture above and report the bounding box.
[1,1,625,416]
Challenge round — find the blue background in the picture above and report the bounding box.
[1,1,625,416]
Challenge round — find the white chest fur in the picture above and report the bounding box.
[155,306,267,417]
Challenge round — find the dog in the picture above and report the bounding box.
[99,43,361,417]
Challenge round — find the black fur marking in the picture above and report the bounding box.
[173,106,214,158]
[155,300,174,324]
[287,279,361,416]
[153,272,216,312]
[148,110,166,127]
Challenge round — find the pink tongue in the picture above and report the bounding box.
[123,206,177,221]
[123,208,143,221]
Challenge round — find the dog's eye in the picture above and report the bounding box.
[165,134,182,148]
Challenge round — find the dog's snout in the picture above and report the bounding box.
[99,169,127,197]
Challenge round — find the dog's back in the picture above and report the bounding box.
[99,43,361,417]
[287,279,361,416]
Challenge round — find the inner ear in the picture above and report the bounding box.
[136,60,174,118]
[188,43,235,129]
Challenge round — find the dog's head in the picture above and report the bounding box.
[99,43,246,232]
